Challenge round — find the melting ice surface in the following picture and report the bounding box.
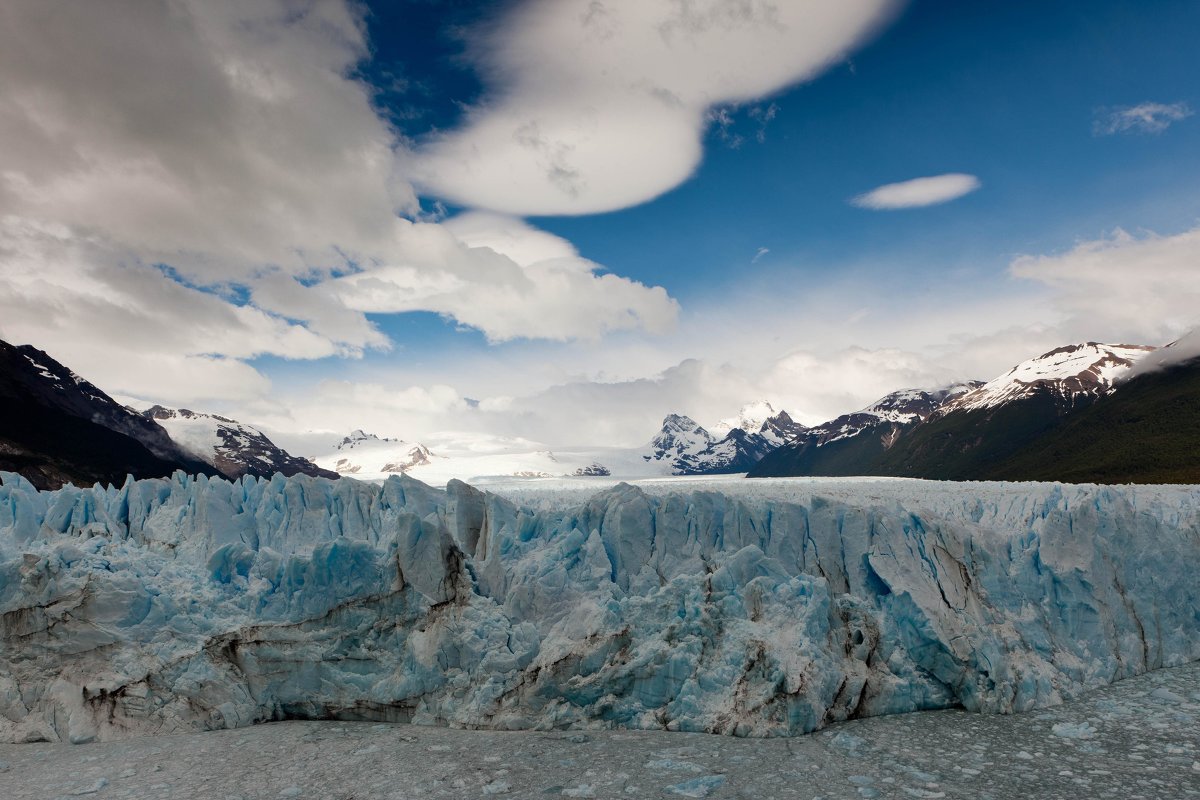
[0,470,1198,745]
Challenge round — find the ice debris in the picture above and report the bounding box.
[1,470,1199,744]
[1050,721,1097,739]
[665,775,726,797]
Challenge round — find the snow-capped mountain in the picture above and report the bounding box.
[806,384,984,448]
[644,405,808,475]
[751,340,1165,481]
[381,442,434,473]
[710,401,808,444]
[4,343,203,465]
[748,383,982,478]
[144,406,335,480]
[314,430,442,477]
[313,431,646,483]
[643,414,715,466]
[0,339,217,488]
[334,429,399,451]
[710,400,778,438]
[988,348,1200,483]
[938,342,1156,414]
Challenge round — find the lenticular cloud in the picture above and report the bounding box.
[414,0,901,216]
[851,173,982,210]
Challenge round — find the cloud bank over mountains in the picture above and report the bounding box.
[0,1,1195,444]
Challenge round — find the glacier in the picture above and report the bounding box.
[0,470,1198,744]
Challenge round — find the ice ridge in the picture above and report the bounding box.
[1,470,1197,743]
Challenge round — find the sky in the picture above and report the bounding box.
[0,0,1198,451]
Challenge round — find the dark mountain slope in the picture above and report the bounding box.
[748,385,979,479]
[751,343,1164,482]
[986,358,1200,484]
[0,341,218,489]
[868,390,1077,480]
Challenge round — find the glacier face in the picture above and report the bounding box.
[1,471,1198,744]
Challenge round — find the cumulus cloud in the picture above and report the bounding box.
[412,0,900,215]
[0,217,304,403]
[0,0,678,401]
[756,347,958,423]
[1009,226,1200,346]
[332,215,678,342]
[851,173,981,210]
[0,1,406,281]
[1093,102,1193,135]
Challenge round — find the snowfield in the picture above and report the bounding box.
[1,471,1198,747]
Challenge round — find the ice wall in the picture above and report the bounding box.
[1,471,1197,743]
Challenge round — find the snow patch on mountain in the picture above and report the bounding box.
[643,414,714,464]
[811,383,982,447]
[710,401,778,438]
[940,342,1156,413]
[19,352,104,403]
[335,430,400,451]
[145,407,333,480]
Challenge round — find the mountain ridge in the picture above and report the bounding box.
[749,340,1193,483]
[643,403,808,475]
[145,405,336,480]
[0,341,218,489]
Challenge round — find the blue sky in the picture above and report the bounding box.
[0,0,1197,444]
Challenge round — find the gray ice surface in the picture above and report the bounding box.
[2,659,1197,800]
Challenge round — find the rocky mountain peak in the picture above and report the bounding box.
[336,429,400,450]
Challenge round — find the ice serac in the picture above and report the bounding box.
[1,472,1198,744]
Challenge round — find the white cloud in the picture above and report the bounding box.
[1124,330,1200,381]
[0,217,318,403]
[0,1,406,281]
[331,215,678,342]
[1009,226,1200,345]
[412,0,900,215]
[0,0,679,402]
[214,223,1200,449]
[1093,102,1193,135]
[850,173,981,210]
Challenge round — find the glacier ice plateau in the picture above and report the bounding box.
[0,470,1198,744]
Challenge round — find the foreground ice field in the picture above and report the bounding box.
[2,659,1197,800]
[1,471,1198,744]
